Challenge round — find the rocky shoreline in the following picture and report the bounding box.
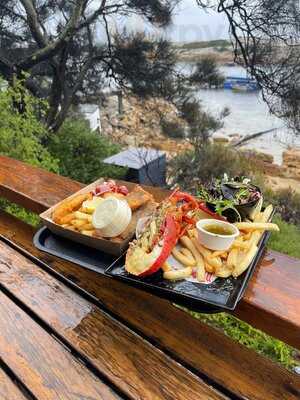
[100,94,300,193]
[175,46,234,64]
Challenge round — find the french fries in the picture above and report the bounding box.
[181,248,194,260]
[52,193,91,224]
[210,250,228,259]
[261,204,274,223]
[71,219,87,228]
[172,248,196,267]
[162,262,172,272]
[79,223,93,231]
[74,211,92,222]
[163,202,278,282]
[215,263,233,278]
[232,243,258,278]
[81,230,95,237]
[59,213,75,225]
[163,267,192,281]
[204,261,215,274]
[235,222,279,232]
[179,236,206,281]
[227,248,238,269]
[231,237,250,250]
[192,240,222,269]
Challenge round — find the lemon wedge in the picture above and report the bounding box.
[82,196,104,214]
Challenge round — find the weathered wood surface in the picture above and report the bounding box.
[0,211,299,400]
[0,367,28,400]
[0,238,226,400]
[0,291,120,400]
[0,156,299,349]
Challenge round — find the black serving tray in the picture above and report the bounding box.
[34,213,273,312]
[33,226,117,274]
[105,229,272,312]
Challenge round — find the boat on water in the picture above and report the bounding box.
[224,76,259,92]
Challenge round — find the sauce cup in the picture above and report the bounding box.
[196,219,239,251]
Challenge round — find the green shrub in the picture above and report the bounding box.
[161,118,186,139]
[190,57,225,88]
[47,118,127,184]
[0,79,59,172]
[264,188,300,226]
[168,143,259,192]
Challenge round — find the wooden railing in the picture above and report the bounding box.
[0,154,299,399]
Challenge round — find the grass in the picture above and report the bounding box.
[0,199,40,227]
[190,312,298,370]
[188,216,300,371]
[176,40,231,51]
[268,216,300,258]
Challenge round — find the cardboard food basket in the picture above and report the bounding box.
[40,178,169,256]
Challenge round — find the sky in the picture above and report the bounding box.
[123,1,230,43]
[170,1,230,42]
[95,1,230,45]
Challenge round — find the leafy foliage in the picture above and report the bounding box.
[47,118,126,184]
[190,56,225,88]
[0,0,180,131]
[168,143,257,192]
[264,188,300,226]
[0,80,59,172]
[112,31,177,98]
[161,118,186,139]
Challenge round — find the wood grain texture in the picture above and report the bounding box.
[0,211,299,400]
[236,251,300,349]
[0,291,119,400]
[0,155,82,214]
[0,158,299,349]
[0,367,28,400]
[0,239,226,400]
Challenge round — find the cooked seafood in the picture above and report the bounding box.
[125,185,154,211]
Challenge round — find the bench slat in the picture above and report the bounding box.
[0,210,299,400]
[0,156,299,350]
[0,291,120,400]
[0,367,28,400]
[0,238,227,400]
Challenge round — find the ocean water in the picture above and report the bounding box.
[182,64,300,164]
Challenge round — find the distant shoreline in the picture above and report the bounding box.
[173,40,234,64]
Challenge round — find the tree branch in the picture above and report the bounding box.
[17,0,86,70]
[20,0,47,47]
[78,0,107,29]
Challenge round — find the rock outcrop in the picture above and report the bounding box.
[100,95,192,154]
[282,149,300,180]
[99,94,300,191]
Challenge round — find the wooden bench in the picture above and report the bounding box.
[0,154,299,399]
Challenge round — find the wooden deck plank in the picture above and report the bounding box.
[0,367,28,400]
[0,291,119,400]
[0,238,227,400]
[0,211,299,400]
[0,158,299,349]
